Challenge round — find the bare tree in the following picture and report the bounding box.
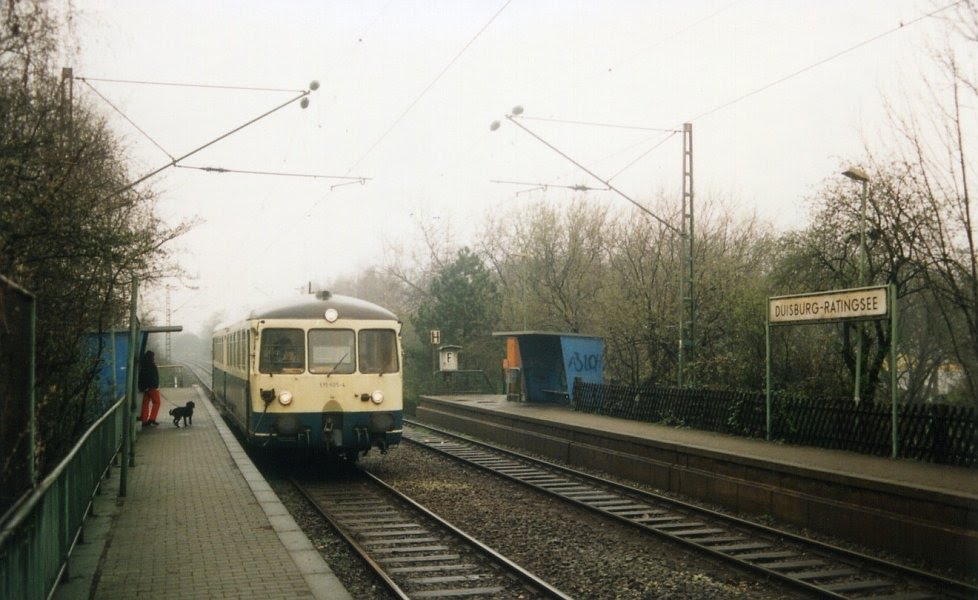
[1,1,191,473]
[771,161,966,402]
[879,1,978,400]
[599,202,677,386]
[690,203,775,390]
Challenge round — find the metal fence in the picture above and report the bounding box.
[0,395,125,600]
[572,381,978,468]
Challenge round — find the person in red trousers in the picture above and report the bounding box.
[138,350,161,427]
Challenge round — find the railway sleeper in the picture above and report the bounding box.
[329,509,396,517]
[787,567,857,580]
[687,536,745,545]
[357,528,429,537]
[736,550,797,561]
[407,574,493,585]
[378,553,463,565]
[819,578,894,593]
[712,542,772,553]
[860,593,934,600]
[388,564,479,574]
[759,559,826,570]
[363,537,441,546]
[671,528,727,537]
[369,545,451,554]
[654,521,707,530]
[540,485,592,493]
[412,586,505,598]
[614,508,669,517]
[635,515,685,524]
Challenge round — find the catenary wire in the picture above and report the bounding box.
[79,79,176,161]
[74,76,303,94]
[688,0,962,122]
[607,130,679,182]
[175,165,369,181]
[506,114,679,233]
[519,116,679,133]
[255,2,515,268]
[518,1,959,185]
[610,0,746,74]
[107,90,311,199]
[344,0,513,175]
[247,0,398,255]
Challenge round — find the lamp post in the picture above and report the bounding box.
[842,167,869,404]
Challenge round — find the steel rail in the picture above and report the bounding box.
[404,420,977,600]
[293,475,409,599]
[291,471,573,600]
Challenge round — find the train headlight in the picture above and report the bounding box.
[324,308,338,323]
[278,390,293,406]
[370,390,384,405]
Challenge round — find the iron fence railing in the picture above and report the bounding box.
[573,381,977,468]
[0,394,125,600]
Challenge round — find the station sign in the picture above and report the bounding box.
[769,286,888,325]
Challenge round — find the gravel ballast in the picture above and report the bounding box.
[270,443,800,599]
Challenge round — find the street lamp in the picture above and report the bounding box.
[842,167,869,404]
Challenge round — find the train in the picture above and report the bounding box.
[211,291,402,460]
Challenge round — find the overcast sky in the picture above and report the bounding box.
[67,0,950,336]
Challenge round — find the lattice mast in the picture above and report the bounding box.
[678,123,695,386]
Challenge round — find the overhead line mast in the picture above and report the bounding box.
[679,123,694,387]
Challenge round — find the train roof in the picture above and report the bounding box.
[250,292,398,321]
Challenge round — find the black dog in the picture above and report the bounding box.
[169,401,195,427]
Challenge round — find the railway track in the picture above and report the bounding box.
[292,468,572,599]
[181,360,211,388]
[403,420,977,600]
[183,361,569,597]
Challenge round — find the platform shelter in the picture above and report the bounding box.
[494,331,604,404]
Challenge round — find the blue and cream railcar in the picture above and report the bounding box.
[212,292,402,458]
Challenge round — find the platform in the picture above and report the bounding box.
[53,386,351,600]
[417,394,978,577]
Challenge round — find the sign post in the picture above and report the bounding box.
[766,285,899,457]
[889,283,898,458]
[429,329,441,384]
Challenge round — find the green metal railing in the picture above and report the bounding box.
[0,394,126,600]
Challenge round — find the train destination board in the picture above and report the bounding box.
[769,286,888,324]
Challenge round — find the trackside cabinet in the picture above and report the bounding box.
[438,345,462,372]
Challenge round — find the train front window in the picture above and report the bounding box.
[308,329,355,375]
[359,329,398,374]
[259,328,305,374]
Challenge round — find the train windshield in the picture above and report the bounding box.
[259,328,305,373]
[358,329,399,374]
[308,329,356,375]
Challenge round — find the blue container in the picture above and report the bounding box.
[82,331,132,413]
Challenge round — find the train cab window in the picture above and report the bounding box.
[308,329,355,375]
[358,329,399,374]
[259,328,305,374]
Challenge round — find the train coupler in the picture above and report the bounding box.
[323,418,343,450]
